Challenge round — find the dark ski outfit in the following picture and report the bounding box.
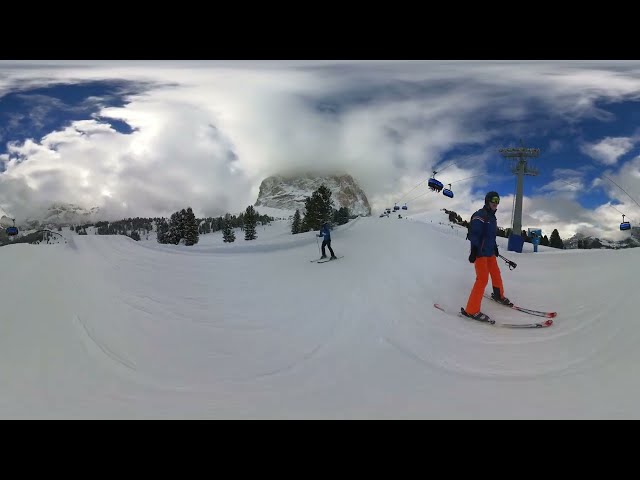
[318,223,336,259]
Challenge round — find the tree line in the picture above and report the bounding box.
[157,205,272,244]
[290,184,353,234]
[4,206,275,246]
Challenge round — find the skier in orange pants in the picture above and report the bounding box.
[463,191,512,322]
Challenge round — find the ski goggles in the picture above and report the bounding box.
[489,196,500,204]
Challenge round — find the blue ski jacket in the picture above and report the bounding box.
[318,224,331,241]
[468,206,497,258]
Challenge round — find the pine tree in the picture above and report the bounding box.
[291,209,302,234]
[244,205,257,240]
[156,218,168,243]
[299,213,310,232]
[235,212,243,232]
[337,206,350,225]
[317,185,334,225]
[166,211,182,245]
[549,229,564,249]
[541,235,549,246]
[222,214,235,242]
[302,196,314,231]
[303,184,335,231]
[183,207,199,246]
[179,209,188,241]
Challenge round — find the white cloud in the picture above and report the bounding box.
[2,60,640,231]
[599,156,640,219]
[580,136,635,165]
[500,157,640,241]
[538,168,589,195]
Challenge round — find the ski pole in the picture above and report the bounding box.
[499,254,517,270]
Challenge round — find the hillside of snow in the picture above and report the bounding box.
[0,212,638,419]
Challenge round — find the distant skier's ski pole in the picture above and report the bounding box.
[498,254,517,270]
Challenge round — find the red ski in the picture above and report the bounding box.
[483,294,557,318]
[434,303,553,328]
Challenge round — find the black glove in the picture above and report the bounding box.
[468,246,478,263]
[494,245,499,257]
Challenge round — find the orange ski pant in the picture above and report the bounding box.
[465,255,504,315]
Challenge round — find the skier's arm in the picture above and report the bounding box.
[468,212,486,249]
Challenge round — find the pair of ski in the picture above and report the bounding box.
[310,255,344,263]
[481,294,556,319]
[434,295,556,328]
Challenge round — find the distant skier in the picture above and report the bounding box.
[462,191,512,321]
[317,222,337,260]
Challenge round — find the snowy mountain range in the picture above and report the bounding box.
[254,173,372,217]
[565,228,640,249]
[23,203,100,228]
[9,173,371,229]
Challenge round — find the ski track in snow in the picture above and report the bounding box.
[2,213,639,418]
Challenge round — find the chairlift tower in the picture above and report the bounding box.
[498,140,539,253]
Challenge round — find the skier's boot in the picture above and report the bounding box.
[491,287,513,306]
[460,308,494,324]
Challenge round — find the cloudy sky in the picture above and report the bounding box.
[1,60,640,240]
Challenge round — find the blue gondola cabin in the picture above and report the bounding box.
[428,178,444,192]
[620,214,631,231]
[6,226,18,236]
[442,188,454,198]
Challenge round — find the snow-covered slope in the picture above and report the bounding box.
[0,213,638,419]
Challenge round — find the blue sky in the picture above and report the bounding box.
[0,81,137,158]
[0,60,639,241]
[434,97,640,211]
